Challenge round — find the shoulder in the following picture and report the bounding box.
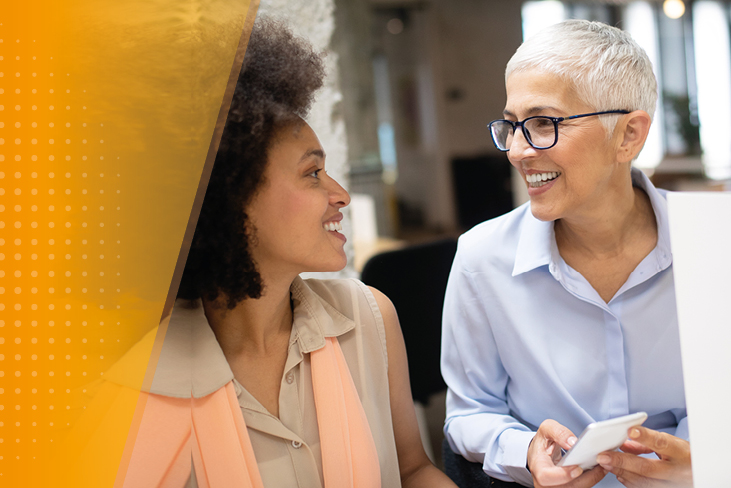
[299,277,377,316]
[455,203,531,272]
[298,278,386,332]
[300,278,391,361]
[365,286,398,331]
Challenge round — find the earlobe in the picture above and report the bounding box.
[617,111,652,164]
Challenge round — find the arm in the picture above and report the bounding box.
[440,252,535,485]
[368,287,457,488]
[441,252,605,488]
[597,426,692,488]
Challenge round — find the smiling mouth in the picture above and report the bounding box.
[526,171,561,188]
[323,221,343,232]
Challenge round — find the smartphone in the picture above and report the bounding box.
[556,412,648,470]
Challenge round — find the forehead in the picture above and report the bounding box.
[266,122,324,170]
[504,70,586,117]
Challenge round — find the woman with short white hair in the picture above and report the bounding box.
[442,20,692,488]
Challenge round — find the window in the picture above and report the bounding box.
[521,1,731,181]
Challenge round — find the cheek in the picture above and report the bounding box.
[507,154,522,170]
[280,191,328,233]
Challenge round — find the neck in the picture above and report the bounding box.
[555,179,656,259]
[203,273,295,357]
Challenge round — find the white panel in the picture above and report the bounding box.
[667,191,731,487]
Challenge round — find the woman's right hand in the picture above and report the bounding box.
[528,420,607,488]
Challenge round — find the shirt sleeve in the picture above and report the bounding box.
[673,413,689,441]
[440,249,536,487]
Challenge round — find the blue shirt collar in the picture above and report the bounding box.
[512,167,673,277]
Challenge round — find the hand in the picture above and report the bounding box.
[596,426,692,487]
[528,420,607,488]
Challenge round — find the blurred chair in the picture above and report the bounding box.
[442,440,521,487]
[360,238,457,463]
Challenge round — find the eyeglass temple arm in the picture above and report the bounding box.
[565,110,631,121]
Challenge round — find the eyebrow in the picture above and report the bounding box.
[299,148,326,163]
[503,106,559,118]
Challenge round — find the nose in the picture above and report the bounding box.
[327,173,351,208]
[507,125,538,163]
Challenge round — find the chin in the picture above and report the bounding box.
[331,254,348,272]
[529,201,559,222]
[306,254,348,274]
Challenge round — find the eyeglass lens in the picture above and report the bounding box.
[491,117,557,150]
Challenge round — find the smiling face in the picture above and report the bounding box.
[246,121,350,280]
[504,70,627,223]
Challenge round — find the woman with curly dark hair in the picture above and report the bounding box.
[121,17,458,488]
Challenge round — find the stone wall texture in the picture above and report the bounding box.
[258,0,356,278]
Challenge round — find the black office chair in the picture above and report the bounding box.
[360,238,457,405]
[361,239,523,487]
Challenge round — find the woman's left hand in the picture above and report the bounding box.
[596,426,692,487]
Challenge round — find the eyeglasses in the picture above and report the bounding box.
[488,110,630,152]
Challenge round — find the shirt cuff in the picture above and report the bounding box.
[497,429,536,487]
[674,416,689,441]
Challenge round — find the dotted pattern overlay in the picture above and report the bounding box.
[0,30,126,481]
[1,2,254,485]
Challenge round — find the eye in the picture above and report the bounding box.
[308,168,323,179]
[532,117,554,129]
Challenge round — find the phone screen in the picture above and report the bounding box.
[557,412,648,470]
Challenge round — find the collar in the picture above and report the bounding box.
[512,167,673,277]
[105,277,355,398]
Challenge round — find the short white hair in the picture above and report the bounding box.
[506,20,657,135]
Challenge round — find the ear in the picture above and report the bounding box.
[616,110,652,164]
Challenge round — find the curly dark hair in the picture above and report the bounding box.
[177,18,326,307]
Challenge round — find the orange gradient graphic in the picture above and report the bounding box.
[0,0,255,485]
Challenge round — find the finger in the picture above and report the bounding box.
[533,466,607,488]
[597,452,673,481]
[531,458,583,486]
[536,466,606,488]
[539,419,579,451]
[612,467,664,488]
[628,427,688,459]
[567,466,607,488]
[619,439,654,455]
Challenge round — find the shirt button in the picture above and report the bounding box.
[292,440,302,449]
[286,373,294,384]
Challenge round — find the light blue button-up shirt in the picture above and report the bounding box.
[441,169,686,487]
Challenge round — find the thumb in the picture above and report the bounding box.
[540,419,578,451]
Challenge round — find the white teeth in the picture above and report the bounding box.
[324,221,342,232]
[526,172,560,187]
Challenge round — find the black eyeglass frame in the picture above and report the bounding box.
[488,110,631,152]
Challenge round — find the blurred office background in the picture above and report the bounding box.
[261,0,731,467]
[262,0,730,273]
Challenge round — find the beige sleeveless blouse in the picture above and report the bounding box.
[152,277,402,488]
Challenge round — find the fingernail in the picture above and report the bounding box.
[567,436,577,447]
[629,428,640,439]
[596,454,610,465]
[571,467,582,478]
[617,477,624,483]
